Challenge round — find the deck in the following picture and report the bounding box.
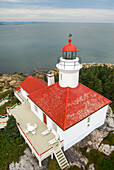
[10,93,61,158]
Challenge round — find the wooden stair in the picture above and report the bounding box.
[54,148,69,169]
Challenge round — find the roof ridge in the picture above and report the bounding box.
[63,87,69,130]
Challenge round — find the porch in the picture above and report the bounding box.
[9,93,63,166]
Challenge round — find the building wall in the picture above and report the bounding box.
[58,105,108,151]
[21,88,28,100]
[28,99,43,122]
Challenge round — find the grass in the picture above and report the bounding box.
[79,147,114,170]
[102,132,114,146]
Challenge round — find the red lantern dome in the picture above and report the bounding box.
[61,38,78,52]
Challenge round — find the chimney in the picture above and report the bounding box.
[47,73,55,86]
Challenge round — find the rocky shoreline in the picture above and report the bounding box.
[0,63,113,90]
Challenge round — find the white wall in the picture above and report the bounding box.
[62,105,108,151]
[21,88,28,100]
[59,70,79,88]
[29,99,43,122]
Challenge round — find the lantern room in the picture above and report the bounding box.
[61,38,78,59]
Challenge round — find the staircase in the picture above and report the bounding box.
[54,148,69,169]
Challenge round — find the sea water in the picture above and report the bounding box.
[0,23,114,74]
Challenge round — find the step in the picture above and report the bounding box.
[58,156,65,162]
[54,148,69,170]
[56,152,62,157]
[61,163,68,170]
[56,150,61,155]
[60,159,66,165]
[57,155,63,160]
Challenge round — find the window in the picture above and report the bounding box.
[34,105,38,113]
[88,117,90,122]
[87,117,90,127]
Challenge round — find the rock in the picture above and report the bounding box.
[9,80,17,86]
[65,146,88,169]
[9,161,15,170]
[106,117,114,127]
[86,147,90,153]
[33,72,45,79]
[88,163,95,170]
[0,78,5,82]
[98,144,114,155]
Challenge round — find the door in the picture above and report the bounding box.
[43,113,47,125]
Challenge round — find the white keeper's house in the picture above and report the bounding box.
[8,37,111,169]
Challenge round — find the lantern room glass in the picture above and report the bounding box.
[62,51,77,59]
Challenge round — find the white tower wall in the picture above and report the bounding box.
[56,57,82,88]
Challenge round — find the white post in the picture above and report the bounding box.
[39,160,42,167]
[51,153,53,159]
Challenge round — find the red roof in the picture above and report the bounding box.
[28,82,111,130]
[15,86,21,92]
[61,38,78,52]
[19,76,47,94]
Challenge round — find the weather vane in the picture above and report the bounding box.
[68,33,72,37]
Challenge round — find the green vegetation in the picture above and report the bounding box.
[102,132,114,146]
[47,158,61,170]
[0,90,20,115]
[79,65,114,101]
[0,86,3,91]
[0,116,27,170]
[47,157,81,170]
[79,147,114,170]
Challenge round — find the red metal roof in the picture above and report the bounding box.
[15,86,21,92]
[28,82,111,130]
[19,76,47,94]
[61,38,78,52]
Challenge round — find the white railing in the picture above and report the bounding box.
[14,91,24,104]
[40,147,54,161]
[6,103,18,115]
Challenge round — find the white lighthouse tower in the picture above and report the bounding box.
[56,37,82,88]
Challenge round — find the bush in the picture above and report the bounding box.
[102,132,114,145]
[16,136,24,145]
[4,115,20,140]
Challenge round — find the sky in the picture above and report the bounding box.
[0,0,114,23]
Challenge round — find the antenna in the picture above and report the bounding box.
[68,33,72,37]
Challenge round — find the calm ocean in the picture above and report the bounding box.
[0,23,114,74]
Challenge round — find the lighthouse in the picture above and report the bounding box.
[56,37,82,88]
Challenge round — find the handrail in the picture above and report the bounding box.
[17,123,40,156]
[6,103,17,114]
[17,123,54,158]
[0,121,7,124]
[14,91,24,103]
[40,146,53,156]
